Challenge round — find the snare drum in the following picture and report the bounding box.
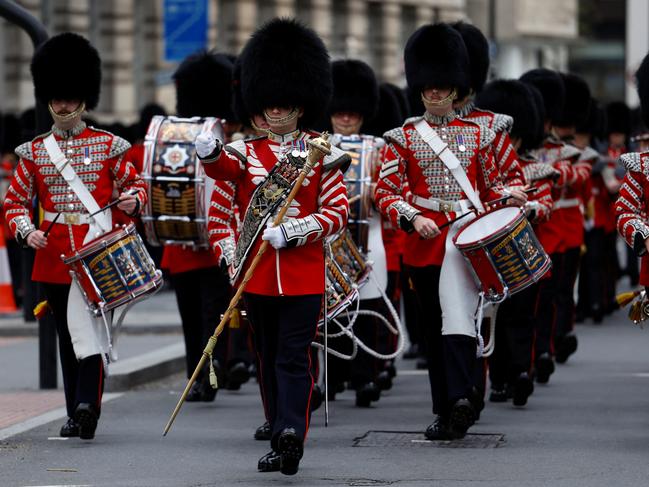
[142,115,224,247]
[453,206,551,302]
[329,230,371,287]
[62,224,163,315]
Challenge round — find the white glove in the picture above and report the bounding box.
[195,131,220,158]
[262,224,287,249]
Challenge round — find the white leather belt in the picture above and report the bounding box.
[43,210,94,225]
[411,195,472,213]
[553,198,580,210]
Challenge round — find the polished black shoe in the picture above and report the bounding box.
[59,417,79,438]
[74,403,98,440]
[186,381,204,402]
[355,382,380,407]
[226,361,250,391]
[424,416,451,440]
[310,384,323,412]
[489,387,508,403]
[535,353,555,384]
[277,428,303,476]
[512,373,534,407]
[376,370,393,391]
[469,387,485,421]
[254,421,272,441]
[385,361,397,379]
[555,334,578,364]
[258,450,281,472]
[448,399,475,439]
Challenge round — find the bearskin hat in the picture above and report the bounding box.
[405,86,425,117]
[475,80,540,152]
[554,73,591,128]
[451,21,490,97]
[31,33,101,110]
[606,101,631,135]
[1,114,20,154]
[238,18,332,128]
[404,23,470,97]
[636,53,649,127]
[576,98,606,139]
[174,51,235,120]
[329,59,379,121]
[135,103,167,141]
[362,83,405,137]
[383,84,410,123]
[524,84,546,149]
[520,68,565,125]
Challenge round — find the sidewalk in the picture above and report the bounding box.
[0,289,187,437]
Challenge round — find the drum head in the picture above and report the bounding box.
[454,207,522,246]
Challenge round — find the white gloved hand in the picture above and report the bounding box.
[195,131,220,158]
[262,224,287,249]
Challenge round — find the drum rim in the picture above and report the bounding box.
[86,271,164,315]
[62,223,136,264]
[453,206,524,249]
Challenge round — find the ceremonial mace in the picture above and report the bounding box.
[163,133,332,436]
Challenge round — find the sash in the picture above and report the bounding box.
[413,120,484,213]
[231,147,308,282]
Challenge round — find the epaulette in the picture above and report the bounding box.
[383,127,407,148]
[559,143,581,163]
[620,152,642,172]
[108,135,131,159]
[224,138,250,162]
[323,144,352,171]
[403,115,424,127]
[491,113,514,134]
[478,125,496,150]
[15,141,33,160]
[578,146,600,163]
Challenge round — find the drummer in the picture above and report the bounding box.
[374,23,527,440]
[3,33,146,440]
[160,51,250,402]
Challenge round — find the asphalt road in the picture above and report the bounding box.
[3,309,649,487]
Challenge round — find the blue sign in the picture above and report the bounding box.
[164,0,208,62]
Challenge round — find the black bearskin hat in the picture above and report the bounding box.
[238,18,332,128]
[362,83,404,137]
[383,84,410,123]
[577,98,606,139]
[636,53,649,127]
[329,59,379,120]
[554,73,591,128]
[475,79,540,152]
[451,21,490,97]
[404,23,470,97]
[135,103,167,141]
[31,33,101,110]
[606,101,631,135]
[174,51,235,120]
[524,84,546,149]
[520,68,565,125]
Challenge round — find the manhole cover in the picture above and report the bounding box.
[353,430,505,448]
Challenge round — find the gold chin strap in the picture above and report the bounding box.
[264,107,299,126]
[250,118,270,135]
[48,101,86,123]
[421,89,457,109]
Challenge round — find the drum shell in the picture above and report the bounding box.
[141,116,224,248]
[453,207,552,301]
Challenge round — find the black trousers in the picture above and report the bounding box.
[170,266,234,380]
[489,283,539,388]
[535,253,561,357]
[577,228,606,318]
[350,297,387,389]
[407,265,476,417]
[43,283,105,419]
[603,231,619,310]
[244,293,322,445]
[554,246,580,341]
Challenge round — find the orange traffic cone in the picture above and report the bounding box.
[0,225,18,313]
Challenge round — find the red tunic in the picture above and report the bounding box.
[200,130,349,296]
[375,112,504,267]
[3,123,147,284]
[615,151,649,256]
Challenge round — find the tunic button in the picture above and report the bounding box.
[66,193,73,201]
[441,135,447,140]
[68,203,75,210]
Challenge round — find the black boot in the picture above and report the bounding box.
[376,370,393,391]
[186,381,204,402]
[254,421,272,441]
[277,428,303,476]
[59,418,79,438]
[448,399,475,439]
[74,403,98,440]
[258,450,281,472]
[555,334,578,364]
[512,372,534,407]
[355,382,380,407]
[424,416,451,440]
[535,353,555,384]
[489,386,509,403]
[226,361,250,391]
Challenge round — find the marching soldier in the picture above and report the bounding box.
[3,33,146,440]
[375,23,527,440]
[194,19,349,475]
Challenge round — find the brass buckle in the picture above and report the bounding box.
[63,213,80,225]
[440,201,453,213]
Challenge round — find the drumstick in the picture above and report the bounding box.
[88,189,139,218]
[43,212,62,237]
